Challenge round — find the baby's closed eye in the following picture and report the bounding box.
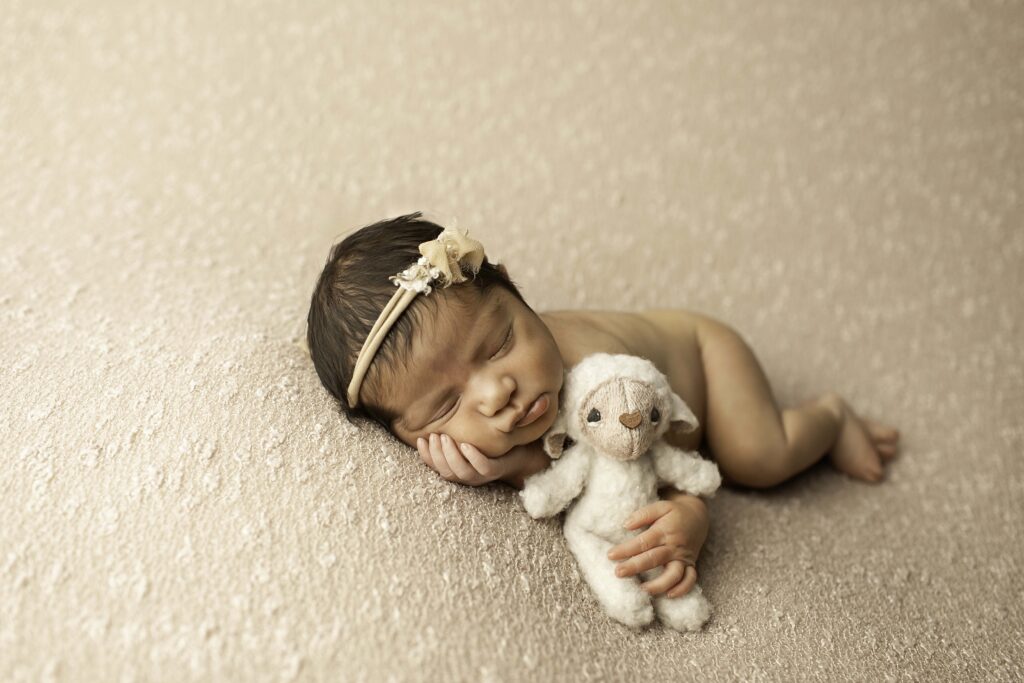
[434,323,514,420]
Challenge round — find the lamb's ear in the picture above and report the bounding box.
[542,410,570,459]
[669,391,699,433]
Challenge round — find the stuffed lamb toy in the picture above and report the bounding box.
[519,353,721,632]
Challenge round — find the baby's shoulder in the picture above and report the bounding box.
[539,307,701,376]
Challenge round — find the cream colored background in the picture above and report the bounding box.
[2,1,1022,681]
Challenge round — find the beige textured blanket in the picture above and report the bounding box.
[2,1,1021,681]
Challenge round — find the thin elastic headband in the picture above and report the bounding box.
[345,224,486,409]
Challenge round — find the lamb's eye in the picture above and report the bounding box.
[650,407,660,423]
[587,408,601,423]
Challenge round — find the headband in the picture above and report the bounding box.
[345,224,487,409]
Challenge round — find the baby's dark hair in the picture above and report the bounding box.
[306,212,528,432]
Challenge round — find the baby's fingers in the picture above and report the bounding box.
[608,527,665,562]
[454,441,500,481]
[666,565,698,598]
[436,433,480,483]
[640,560,686,596]
[416,435,500,486]
[417,436,453,480]
[622,501,674,530]
[613,544,674,578]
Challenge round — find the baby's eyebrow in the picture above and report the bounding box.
[407,298,508,430]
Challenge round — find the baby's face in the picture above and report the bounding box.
[387,287,563,458]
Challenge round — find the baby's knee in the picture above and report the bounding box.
[721,463,791,489]
[715,443,791,489]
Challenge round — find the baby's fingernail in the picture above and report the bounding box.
[441,434,450,445]
[460,443,470,451]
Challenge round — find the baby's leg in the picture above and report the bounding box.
[694,317,900,488]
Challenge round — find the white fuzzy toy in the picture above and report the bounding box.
[519,353,721,632]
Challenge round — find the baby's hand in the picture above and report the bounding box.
[606,496,710,599]
[416,433,528,487]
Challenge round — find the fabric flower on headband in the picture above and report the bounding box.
[389,226,486,295]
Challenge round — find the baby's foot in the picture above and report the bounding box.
[861,416,900,461]
[822,394,900,483]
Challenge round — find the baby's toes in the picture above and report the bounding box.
[862,454,885,482]
[860,463,885,483]
[863,418,900,444]
[855,444,887,482]
[875,440,899,460]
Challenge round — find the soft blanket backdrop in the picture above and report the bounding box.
[2,1,1021,681]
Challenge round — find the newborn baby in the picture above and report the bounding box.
[305,212,901,600]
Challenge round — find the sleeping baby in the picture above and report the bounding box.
[303,212,901,601]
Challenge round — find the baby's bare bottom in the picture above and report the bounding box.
[691,316,900,488]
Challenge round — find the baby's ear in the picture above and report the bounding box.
[542,409,570,459]
[669,392,699,433]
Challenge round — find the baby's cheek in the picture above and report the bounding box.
[481,438,511,459]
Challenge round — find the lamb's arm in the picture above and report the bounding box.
[651,441,721,497]
[519,446,591,519]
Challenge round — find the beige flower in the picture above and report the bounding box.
[389,226,486,294]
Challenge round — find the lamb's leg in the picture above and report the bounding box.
[563,521,654,629]
[640,566,712,632]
